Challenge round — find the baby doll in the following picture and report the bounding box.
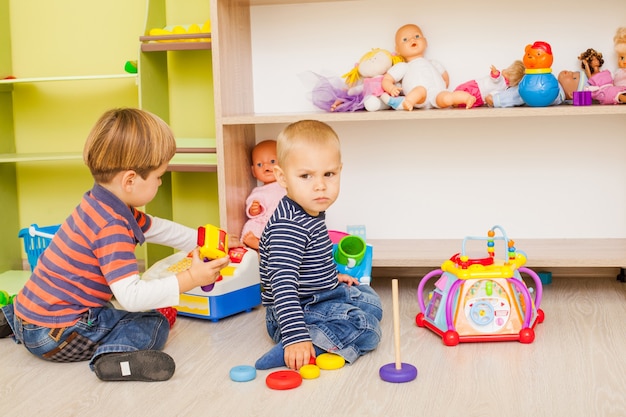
[381,23,476,110]
[557,70,589,101]
[310,48,403,112]
[578,48,604,78]
[614,27,626,87]
[455,61,525,107]
[241,140,286,250]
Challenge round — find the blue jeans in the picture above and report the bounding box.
[264,283,383,363]
[1,303,169,370]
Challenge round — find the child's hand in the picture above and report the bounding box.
[337,273,359,286]
[284,341,316,370]
[177,248,230,293]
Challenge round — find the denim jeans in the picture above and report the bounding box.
[264,283,383,363]
[1,303,169,370]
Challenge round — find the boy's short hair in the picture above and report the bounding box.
[276,120,340,167]
[83,108,177,183]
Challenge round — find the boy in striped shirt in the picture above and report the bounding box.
[0,108,230,381]
[255,120,383,371]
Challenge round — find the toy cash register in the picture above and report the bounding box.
[144,224,261,322]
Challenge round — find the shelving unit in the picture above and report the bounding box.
[0,0,145,272]
[209,0,626,276]
[139,0,217,265]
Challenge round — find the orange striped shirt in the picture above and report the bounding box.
[14,184,151,327]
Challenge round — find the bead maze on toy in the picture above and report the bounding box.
[415,225,545,346]
[143,224,261,322]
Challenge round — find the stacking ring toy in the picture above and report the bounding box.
[316,353,345,370]
[299,364,321,379]
[266,370,302,390]
[229,365,256,382]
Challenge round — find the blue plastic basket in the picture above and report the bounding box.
[18,224,61,271]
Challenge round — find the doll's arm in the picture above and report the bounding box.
[581,60,592,79]
[382,73,402,96]
[248,200,262,217]
[490,65,500,78]
[441,70,450,88]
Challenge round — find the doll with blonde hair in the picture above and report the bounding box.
[455,61,525,107]
[310,48,404,112]
[614,27,626,87]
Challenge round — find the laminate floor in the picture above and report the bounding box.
[2,275,626,417]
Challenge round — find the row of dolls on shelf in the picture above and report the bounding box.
[309,24,626,111]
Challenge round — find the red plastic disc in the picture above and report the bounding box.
[265,370,302,390]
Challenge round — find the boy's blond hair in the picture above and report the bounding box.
[83,108,177,184]
[276,120,341,168]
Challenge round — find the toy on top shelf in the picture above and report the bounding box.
[241,140,286,250]
[140,20,211,52]
[308,48,404,112]
[329,230,373,285]
[455,61,525,108]
[380,24,477,110]
[559,43,626,105]
[518,41,560,107]
[614,27,626,88]
[578,48,604,78]
[415,225,545,346]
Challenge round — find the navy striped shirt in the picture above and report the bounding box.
[259,196,338,347]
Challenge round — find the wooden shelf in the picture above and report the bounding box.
[167,138,217,172]
[0,153,82,163]
[221,104,626,125]
[0,74,136,84]
[140,33,211,52]
[168,154,217,172]
[370,238,626,268]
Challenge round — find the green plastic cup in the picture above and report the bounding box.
[334,235,366,268]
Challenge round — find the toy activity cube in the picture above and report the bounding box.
[415,225,545,346]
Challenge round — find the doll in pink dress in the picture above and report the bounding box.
[577,45,626,104]
[241,140,286,250]
[455,61,525,107]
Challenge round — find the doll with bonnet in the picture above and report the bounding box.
[309,48,404,112]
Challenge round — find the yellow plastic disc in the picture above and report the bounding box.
[316,353,345,370]
[299,364,320,379]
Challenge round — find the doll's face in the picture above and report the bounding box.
[558,70,583,100]
[617,46,626,69]
[523,44,553,69]
[251,140,278,184]
[359,50,393,78]
[395,24,427,61]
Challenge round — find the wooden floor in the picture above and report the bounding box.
[3,274,626,417]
